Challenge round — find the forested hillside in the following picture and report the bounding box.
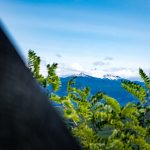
[53,76,142,106]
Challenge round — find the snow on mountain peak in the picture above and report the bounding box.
[73,72,91,77]
[60,72,121,80]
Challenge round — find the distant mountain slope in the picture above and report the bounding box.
[53,75,143,106]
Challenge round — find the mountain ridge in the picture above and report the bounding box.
[49,75,143,106]
[60,72,122,80]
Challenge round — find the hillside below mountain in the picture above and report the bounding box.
[51,74,143,106]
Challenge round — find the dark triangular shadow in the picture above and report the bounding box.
[0,24,81,150]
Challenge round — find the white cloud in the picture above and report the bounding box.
[70,63,83,71]
[56,54,62,58]
[39,60,145,81]
[110,69,139,80]
[40,59,48,77]
[93,57,113,67]
[93,61,106,66]
[104,57,113,61]
[56,62,85,76]
[89,68,142,81]
[89,70,105,78]
[113,69,137,78]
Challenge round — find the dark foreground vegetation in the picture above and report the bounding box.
[28,50,150,150]
[0,27,81,150]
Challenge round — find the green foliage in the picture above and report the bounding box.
[139,68,150,89]
[46,63,60,91]
[28,50,60,91]
[122,68,150,106]
[122,80,146,104]
[122,69,150,129]
[28,50,41,78]
[52,76,150,149]
[28,50,150,150]
[72,123,102,150]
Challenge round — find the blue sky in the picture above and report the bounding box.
[0,0,150,80]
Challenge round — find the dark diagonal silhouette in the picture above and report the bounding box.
[0,23,81,150]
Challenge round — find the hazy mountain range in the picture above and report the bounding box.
[49,73,143,106]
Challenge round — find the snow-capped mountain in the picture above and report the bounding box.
[61,72,92,78]
[73,72,92,77]
[46,72,144,107]
[61,72,122,80]
[49,74,142,106]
